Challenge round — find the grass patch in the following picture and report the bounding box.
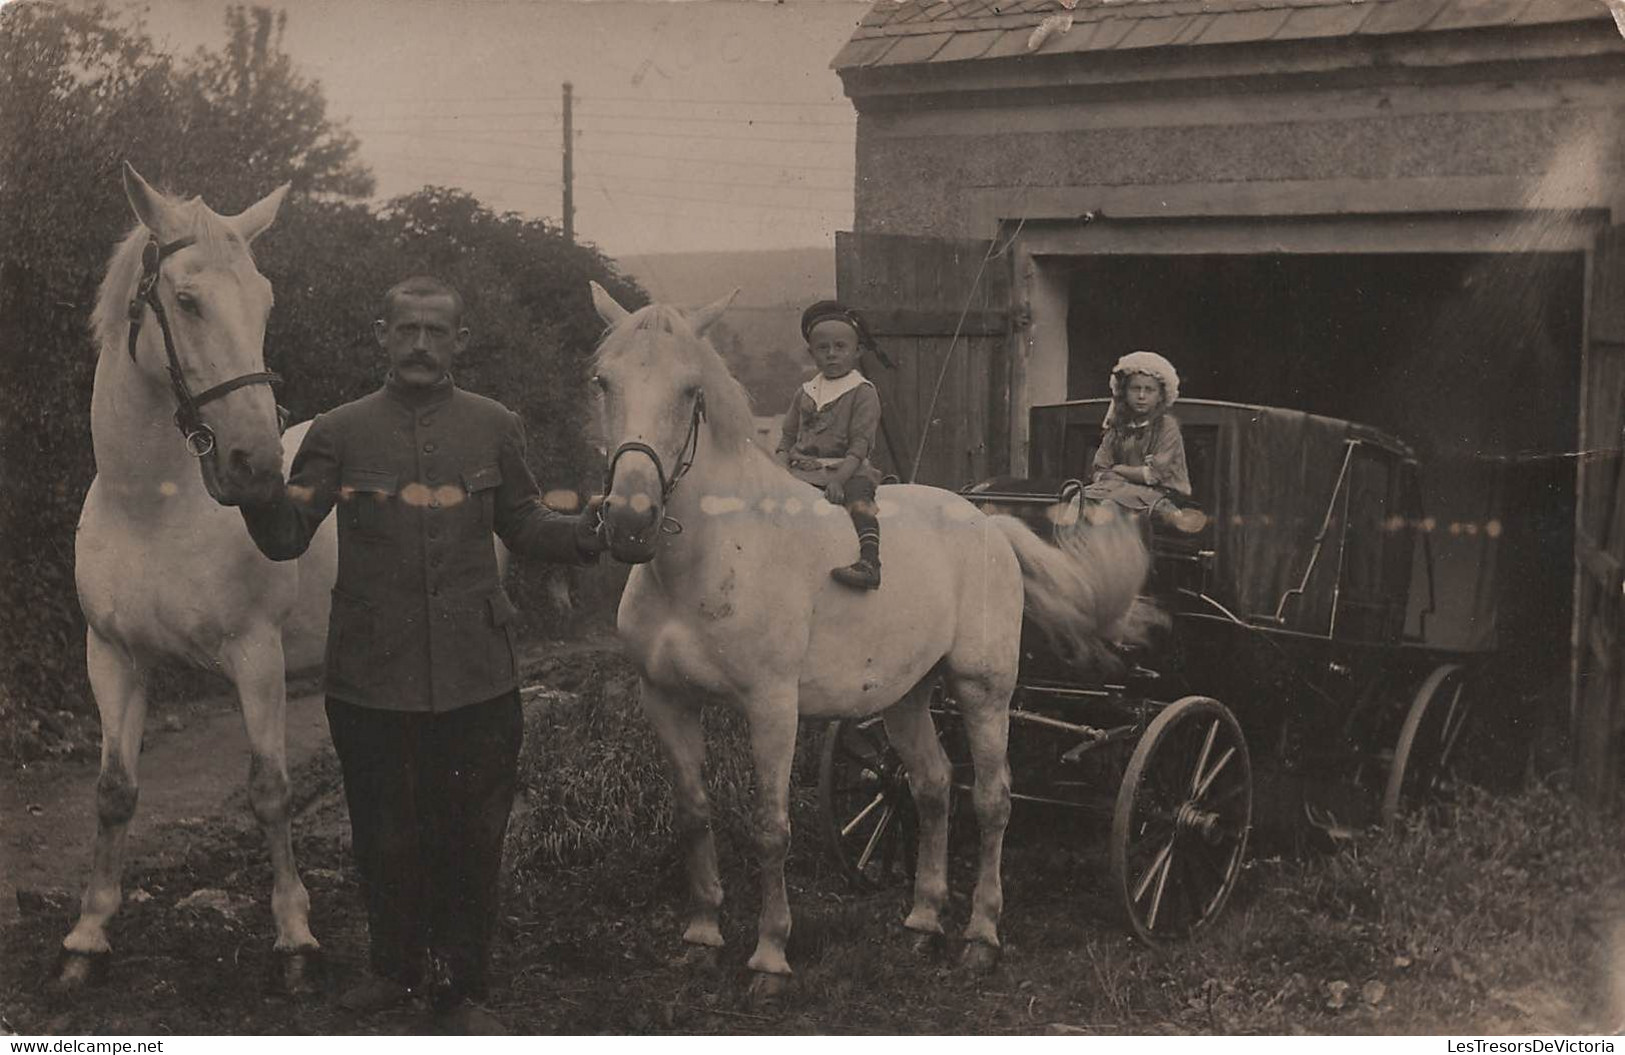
[501,648,1625,1034]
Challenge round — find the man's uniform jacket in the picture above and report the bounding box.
[242,376,593,712]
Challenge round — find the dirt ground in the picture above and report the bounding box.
[0,641,1610,1036]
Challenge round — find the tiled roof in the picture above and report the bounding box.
[832,0,1607,68]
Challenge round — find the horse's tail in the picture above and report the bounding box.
[988,511,1160,670]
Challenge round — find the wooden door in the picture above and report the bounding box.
[1576,225,1625,806]
[834,231,1012,488]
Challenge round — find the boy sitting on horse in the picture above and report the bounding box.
[775,300,886,590]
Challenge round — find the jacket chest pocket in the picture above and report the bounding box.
[461,463,503,532]
[340,468,399,537]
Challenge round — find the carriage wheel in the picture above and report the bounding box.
[817,716,918,889]
[1381,663,1472,827]
[1110,696,1251,945]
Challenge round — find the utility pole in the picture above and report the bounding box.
[562,81,574,244]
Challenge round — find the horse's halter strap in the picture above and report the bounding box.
[602,388,707,529]
[126,235,281,457]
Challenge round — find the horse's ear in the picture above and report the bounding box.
[590,281,631,327]
[122,161,178,237]
[226,183,291,244]
[687,288,739,336]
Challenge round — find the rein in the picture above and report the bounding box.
[602,388,706,536]
[127,235,281,457]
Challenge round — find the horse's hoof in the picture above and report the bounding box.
[960,941,1001,975]
[745,971,791,1010]
[271,948,325,998]
[50,950,106,994]
[907,929,947,958]
[678,944,722,972]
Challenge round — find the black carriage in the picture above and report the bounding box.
[816,399,1480,945]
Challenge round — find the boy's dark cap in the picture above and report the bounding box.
[801,300,873,348]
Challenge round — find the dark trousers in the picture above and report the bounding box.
[325,692,523,1001]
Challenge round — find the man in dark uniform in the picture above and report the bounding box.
[240,276,602,1033]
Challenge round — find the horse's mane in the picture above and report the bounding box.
[595,303,760,455]
[92,198,252,359]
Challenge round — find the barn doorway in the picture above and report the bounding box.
[1061,251,1583,727]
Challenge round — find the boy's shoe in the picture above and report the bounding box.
[337,975,415,1014]
[831,558,881,590]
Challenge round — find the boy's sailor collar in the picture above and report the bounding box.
[802,369,871,411]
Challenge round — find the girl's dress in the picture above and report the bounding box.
[1084,411,1191,515]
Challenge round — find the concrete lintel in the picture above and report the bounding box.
[964,180,1613,249]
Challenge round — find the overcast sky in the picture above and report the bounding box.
[121,0,868,256]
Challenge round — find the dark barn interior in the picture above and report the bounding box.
[1063,252,1581,705]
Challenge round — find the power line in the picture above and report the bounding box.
[369,165,848,215]
[584,94,850,109]
[343,93,849,109]
[354,125,850,151]
[351,109,850,129]
[574,109,852,128]
[580,146,851,174]
[368,146,849,191]
[368,151,561,182]
[582,127,850,146]
[573,168,847,193]
[357,130,554,151]
[593,187,847,213]
[350,111,851,133]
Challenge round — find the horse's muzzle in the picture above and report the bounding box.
[602,494,663,564]
[200,444,283,508]
[608,537,659,564]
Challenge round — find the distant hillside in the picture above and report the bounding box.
[618,248,834,415]
[619,248,834,308]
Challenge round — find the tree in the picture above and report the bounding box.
[0,3,370,757]
[171,6,373,205]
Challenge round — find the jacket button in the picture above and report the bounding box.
[423,441,436,454]
[420,415,434,427]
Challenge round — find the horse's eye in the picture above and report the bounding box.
[590,374,607,391]
[175,291,201,316]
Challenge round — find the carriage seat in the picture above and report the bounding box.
[961,476,1085,544]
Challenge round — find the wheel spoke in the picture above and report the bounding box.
[1204,780,1248,807]
[1146,843,1175,932]
[1132,836,1175,905]
[855,804,895,872]
[1189,720,1218,797]
[1193,746,1237,801]
[841,793,886,840]
[1439,683,1469,762]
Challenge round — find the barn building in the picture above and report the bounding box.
[830,0,1625,802]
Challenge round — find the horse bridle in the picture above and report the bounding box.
[127,235,281,457]
[601,388,706,536]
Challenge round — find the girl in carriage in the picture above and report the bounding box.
[1085,351,1207,534]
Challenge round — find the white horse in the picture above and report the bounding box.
[60,164,336,991]
[588,282,1150,994]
